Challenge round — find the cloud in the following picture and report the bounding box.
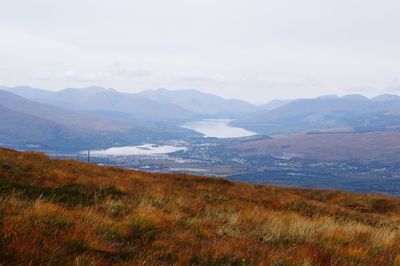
[0,0,399,102]
[106,63,152,79]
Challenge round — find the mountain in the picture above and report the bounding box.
[258,99,295,110]
[341,94,369,100]
[371,94,400,102]
[0,90,196,151]
[2,86,259,121]
[0,90,129,132]
[2,86,195,122]
[134,88,258,116]
[7,85,400,137]
[0,85,55,100]
[0,86,259,120]
[233,94,400,134]
[0,104,64,145]
[0,90,128,150]
[316,94,339,99]
[1,147,400,265]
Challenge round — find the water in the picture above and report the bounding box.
[87,144,187,156]
[182,119,256,138]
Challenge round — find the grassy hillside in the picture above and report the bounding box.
[1,148,400,265]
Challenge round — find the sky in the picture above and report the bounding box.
[0,0,399,103]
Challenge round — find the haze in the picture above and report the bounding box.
[0,0,399,102]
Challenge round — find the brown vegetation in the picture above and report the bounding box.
[232,131,400,162]
[1,147,400,265]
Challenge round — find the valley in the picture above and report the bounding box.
[3,86,400,196]
[2,3,400,264]
[48,132,400,196]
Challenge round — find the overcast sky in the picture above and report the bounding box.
[0,0,399,103]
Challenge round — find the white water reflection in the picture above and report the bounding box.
[182,119,256,138]
[87,144,186,156]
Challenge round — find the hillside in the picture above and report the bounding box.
[1,86,258,120]
[0,90,129,133]
[135,88,258,116]
[0,104,66,145]
[230,131,400,163]
[0,90,130,150]
[1,148,400,265]
[233,95,400,134]
[0,90,199,151]
[1,86,195,122]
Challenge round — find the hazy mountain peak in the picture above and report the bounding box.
[317,95,339,99]
[59,86,110,94]
[371,94,400,102]
[149,88,206,96]
[0,86,55,101]
[153,87,169,92]
[135,88,257,116]
[1,85,34,90]
[259,99,295,110]
[341,94,369,100]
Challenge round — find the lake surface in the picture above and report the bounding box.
[88,144,187,156]
[182,119,256,138]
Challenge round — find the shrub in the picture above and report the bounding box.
[64,239,90,254]
[95,222,124,242]
[126,217,159,242]
[74,255,98,266]
[0,208,4,248]
[2,183,124,207]
[101,199,126,218]
[368,198,396,213]
[0,179,12,195]
[284,201,320,217]
[190,254,244,266]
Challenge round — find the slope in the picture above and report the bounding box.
[2,86,195,122]
[0,90,195,151]
[1,147,400,265]
[134,88,258,116]
[233,95,400,134]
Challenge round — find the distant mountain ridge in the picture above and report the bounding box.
[0,89,199,151]
[0,85,261,151]
[258,99,295,110]
[3,85,400,139]
[0,86,195,122]
[233,94,400,134]
[1,86,258,120]
[134,88,258,116]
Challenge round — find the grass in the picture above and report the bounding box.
[1,147,400,265]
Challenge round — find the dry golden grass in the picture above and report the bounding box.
[1,147,400,265]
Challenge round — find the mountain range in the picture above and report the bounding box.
[233,94,400,134]
[3,85,400,151]
[0,85,262,151]
[0,89,199,151]
[135,88,258,116]
[1,86,258,121]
